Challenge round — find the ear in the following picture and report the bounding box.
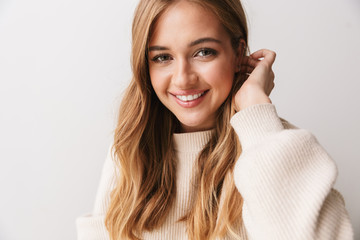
[234,39,246,73]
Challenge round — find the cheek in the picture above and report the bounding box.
[200,61,234,92]
[216,77,233,101]
[149,69,172,108]
[149,69,165,93]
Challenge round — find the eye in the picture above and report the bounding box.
[195,48,217,58]
[151,54,173,63]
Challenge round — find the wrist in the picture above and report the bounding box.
[239,96,272,111]
[235,90,272,111]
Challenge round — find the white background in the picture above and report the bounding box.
[0,0,359,239]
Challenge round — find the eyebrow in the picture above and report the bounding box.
[148,37,222,52]
[189,37,221,47]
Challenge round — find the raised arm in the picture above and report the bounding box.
[231,103,353,239]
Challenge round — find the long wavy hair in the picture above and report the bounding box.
[105,0,249,239]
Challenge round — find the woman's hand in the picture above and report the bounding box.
[234,49,276,111]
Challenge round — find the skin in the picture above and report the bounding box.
[235,50,275,111]
[148,1,275,133]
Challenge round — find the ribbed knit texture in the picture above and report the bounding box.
[76,103,354,240]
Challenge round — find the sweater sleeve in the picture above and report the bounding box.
[76,145,117,240]
[230,103,354,240]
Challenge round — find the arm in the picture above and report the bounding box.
[231,103,353,239]
[76,145,117,240]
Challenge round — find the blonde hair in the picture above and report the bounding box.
[105,0,249,239]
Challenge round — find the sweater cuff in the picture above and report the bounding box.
[230,103,284,150]
[76,215,110,240]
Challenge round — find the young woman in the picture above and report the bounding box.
[76,0,354,239]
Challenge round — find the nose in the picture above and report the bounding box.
[173,58,198,88]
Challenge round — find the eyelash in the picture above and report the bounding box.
[151,54,172,63]
[195,48,217,58]
[150,48,217,63]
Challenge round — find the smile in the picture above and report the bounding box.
[175,92,205,102]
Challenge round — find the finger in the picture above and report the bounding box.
[241,56,260,68]
[250,49,276,59]
[250,49,276,65]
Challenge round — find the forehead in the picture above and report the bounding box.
[149,1,229,45]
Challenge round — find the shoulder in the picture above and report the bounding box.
[279,117,299,130]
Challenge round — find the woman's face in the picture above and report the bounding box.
[148,1,240,133]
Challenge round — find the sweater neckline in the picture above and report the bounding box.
[172,130,214,153]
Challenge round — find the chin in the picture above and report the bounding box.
[178,118,213,132]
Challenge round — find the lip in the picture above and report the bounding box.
[170,90,209,108]
[170,89,208,96]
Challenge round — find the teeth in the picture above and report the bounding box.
[176,92,204,102]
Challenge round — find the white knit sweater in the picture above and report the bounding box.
[76,103,354,239]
